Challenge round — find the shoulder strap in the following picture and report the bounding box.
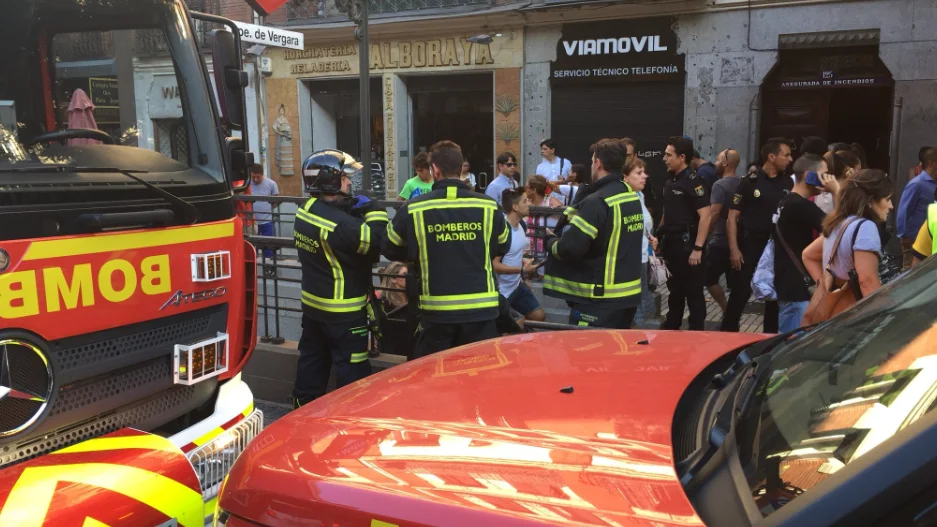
[849,219,868,259]
[826,217,859,271]
[774,203,812,285]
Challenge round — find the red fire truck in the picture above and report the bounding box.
[0,0,279,524]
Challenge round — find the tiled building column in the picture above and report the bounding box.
[494,68,522,177]
[264,77,302,197]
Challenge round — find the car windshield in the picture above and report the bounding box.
[748,256,937,516]
[0,0,222,181]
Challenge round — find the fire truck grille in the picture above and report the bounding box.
[0,400,43,436]
[0,305,228,468]
[53,312,214,372]
[0,382,214,467]
[48,359,171,418]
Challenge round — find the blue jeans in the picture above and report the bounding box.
[633,264,655,328]
[778,301,809,333]
[258,222,275,259]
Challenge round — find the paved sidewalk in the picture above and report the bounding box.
[657,278,766,333]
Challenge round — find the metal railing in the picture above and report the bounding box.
[235,194,573,358]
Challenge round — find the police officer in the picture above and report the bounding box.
[658,136,713,330]
[382,140,511,358]
[291,150,389,407]
[543,138,644,328]
[722,138,793,333]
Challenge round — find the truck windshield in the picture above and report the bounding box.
[746,258,937,517]
[0,0,222,182]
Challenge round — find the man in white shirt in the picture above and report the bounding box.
[485,152,519,205]
[536,139,571,183]
[493,187,545,326]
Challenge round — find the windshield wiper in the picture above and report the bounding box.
[712,326,816,388]
[681,326,816,490]
[77,167,199,224]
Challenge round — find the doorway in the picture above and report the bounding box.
[760,46,894,170]
[307,77,384,165]
[407,73,494,187]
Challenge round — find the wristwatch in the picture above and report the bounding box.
[693,245,704,251]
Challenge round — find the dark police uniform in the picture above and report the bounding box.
[659,167,710,330]
[382,179,511,358]
[721,168,791,333]
[544,174,644,328]
[292,196,389,405]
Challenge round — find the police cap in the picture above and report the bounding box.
[302,149,363,195]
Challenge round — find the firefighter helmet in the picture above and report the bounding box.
[302,150,363,195]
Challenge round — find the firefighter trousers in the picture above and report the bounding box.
[414,319,498,359]
[293,312,372,405]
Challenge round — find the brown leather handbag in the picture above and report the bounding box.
[801,218,866,326]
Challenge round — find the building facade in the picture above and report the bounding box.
[523,0,936,202]
[264,0,936,202]
[263,12,524,197]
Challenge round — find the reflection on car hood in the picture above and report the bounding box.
[223,330,765,526]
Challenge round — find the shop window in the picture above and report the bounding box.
[154,119,190,163]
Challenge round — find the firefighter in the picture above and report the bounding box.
[382,140,512,358]
[542,138,644,329]
[291,150,389,408]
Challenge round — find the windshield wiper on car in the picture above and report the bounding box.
[680,326,816,490]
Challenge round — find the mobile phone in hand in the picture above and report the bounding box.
[805,171,822,187]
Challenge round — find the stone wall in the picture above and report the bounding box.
[522,0,937,194]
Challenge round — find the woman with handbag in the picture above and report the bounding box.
[801,169,893,326]
[624,157,661,328]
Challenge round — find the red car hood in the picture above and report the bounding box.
[223,330,764,526]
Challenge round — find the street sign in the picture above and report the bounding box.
[233,21,304,51]
[243,0,290,17]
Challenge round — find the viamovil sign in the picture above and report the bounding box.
[551,17,685,84]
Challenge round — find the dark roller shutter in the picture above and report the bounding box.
[551,81,684,220]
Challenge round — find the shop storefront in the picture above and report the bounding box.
[522,0,936,206]
[549,18,685,205]
[265,30,523,198]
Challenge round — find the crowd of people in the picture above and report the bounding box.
[392,134,931,335]
[289,133,934,406]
